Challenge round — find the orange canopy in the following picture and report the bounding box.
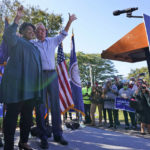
[101,23,149,63]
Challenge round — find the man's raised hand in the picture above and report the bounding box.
[68,13,77,23]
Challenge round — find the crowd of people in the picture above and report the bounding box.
[82,76,150,135]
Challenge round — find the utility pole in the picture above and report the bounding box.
[89,65,93,86]
[83,63,97,86]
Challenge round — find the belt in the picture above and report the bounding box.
[43,69,56,73]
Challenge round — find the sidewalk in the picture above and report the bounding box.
[87,121,150,139]
[0,123,150,150]
[0,119,150,149]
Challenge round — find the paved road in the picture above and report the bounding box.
[1,125,150,150]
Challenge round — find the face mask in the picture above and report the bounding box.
[123,86,128,90]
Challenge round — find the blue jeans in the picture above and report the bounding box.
[35,70,62,140]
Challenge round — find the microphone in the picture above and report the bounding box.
[113,7,138,16]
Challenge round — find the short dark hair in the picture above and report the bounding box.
[19,22,35,34]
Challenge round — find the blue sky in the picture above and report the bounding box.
[23,0,150,77]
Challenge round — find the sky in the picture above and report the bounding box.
[18,0,150,77]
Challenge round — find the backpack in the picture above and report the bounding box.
[65,121,80,130]
[30,125,52,138]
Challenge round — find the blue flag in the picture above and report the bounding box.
[143,14,150,48]
[69,33,85,116]
[0,18,9,64]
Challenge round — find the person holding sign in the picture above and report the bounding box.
[119,81,136,130]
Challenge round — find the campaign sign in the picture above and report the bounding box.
[115,97,135,112]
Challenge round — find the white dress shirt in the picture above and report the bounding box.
[31,30,68,70]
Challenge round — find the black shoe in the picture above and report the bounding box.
[125,125,130,130]
[108,124,113,128]
[18,142,33,150]
[116,121,120,126]
[84,121,91,124]
[40,139,49,149]
[131,125,137,130]
[104,120,107,125]
[114,124,118,129]
[84,121,88,124]
[54,136,68,145]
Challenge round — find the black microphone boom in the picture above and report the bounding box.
[113,7,138,16]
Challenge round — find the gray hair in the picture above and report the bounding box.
[35,22,45,29]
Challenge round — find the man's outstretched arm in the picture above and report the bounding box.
[64,13,77,32]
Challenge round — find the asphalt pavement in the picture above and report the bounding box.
[1,123,150,150]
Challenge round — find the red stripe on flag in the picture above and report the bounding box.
[57,66,72,107]
[58,64,72,103]
[59,92,67,110]
[58,75,68,109]
[59,62,72,98]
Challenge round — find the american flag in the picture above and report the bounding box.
[56,43,74,114]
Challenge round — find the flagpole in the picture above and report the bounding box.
[72,28,74,36]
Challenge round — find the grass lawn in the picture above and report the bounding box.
[0,108,132,130]
[95,108,131,123]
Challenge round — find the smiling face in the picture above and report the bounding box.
[22,26,35,40]
[35,24,46,41]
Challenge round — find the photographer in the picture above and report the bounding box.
[134,80,150,134]
[119,81,136,129]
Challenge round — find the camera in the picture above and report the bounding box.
[85,93,88,96]
[142,86,146,90]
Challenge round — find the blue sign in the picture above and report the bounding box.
[115,97,135,112]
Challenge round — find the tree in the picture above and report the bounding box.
[128,67,150,83]
[61,52,118,85]
[0,0,63,42]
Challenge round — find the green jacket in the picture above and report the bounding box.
[82,87,92,104]
[0,23,43,104]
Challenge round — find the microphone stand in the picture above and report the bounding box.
[126,12,143,18]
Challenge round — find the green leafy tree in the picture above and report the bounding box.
[57,52,118,85]
[128,67,150,83]
[0,0,63,42]
[76,53,118,84]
